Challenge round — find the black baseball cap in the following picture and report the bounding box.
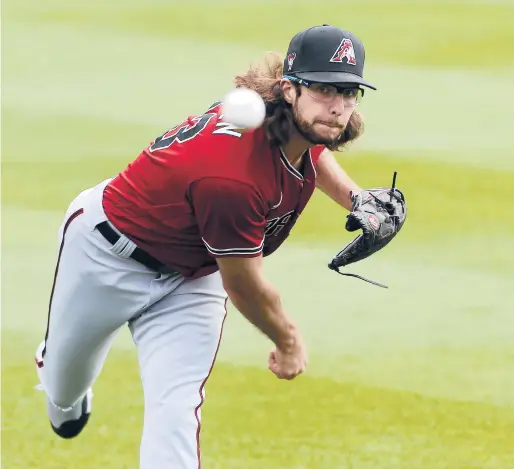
[283,24,376,90]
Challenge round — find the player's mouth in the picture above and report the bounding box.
[316,121,343,130]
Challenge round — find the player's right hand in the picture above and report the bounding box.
[268,337,308,380]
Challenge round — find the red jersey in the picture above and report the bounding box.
[102,101,325,279]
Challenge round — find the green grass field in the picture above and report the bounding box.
[2,1,514,468]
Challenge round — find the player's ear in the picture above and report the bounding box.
[280,79,296,104]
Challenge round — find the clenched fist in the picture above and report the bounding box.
[268,337,308,380]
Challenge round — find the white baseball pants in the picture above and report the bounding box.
[38,179,227,469]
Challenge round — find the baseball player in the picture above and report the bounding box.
[34,24,406,469]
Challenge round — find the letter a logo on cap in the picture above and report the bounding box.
[329,38,357,65]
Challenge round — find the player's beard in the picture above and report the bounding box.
[291,100,347,150]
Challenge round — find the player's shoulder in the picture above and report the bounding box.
[188,102,277,204]
[186,101,264,152]
[309,144,327,164]
[144,100,265,162]
[198,102,273,161]
[200,124,273,188]
[143,99,275,188]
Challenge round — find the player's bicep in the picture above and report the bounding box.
[189,178,267,258]
[216,255,265,295]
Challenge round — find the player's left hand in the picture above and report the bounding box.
[328,178,407,286]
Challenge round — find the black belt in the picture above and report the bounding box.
[96,221,177,274]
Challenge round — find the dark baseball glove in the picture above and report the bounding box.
[328,172,407,288]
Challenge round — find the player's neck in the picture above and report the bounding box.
[280,135,312,170]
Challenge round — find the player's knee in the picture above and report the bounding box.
[146,398,198,426]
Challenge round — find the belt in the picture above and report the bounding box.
[96,221,177,274]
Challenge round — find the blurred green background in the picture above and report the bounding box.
[2,1,514,468]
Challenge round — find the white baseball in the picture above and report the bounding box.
[221,87,266,129]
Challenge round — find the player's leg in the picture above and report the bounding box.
[129,271,227,469]
[35,181,179,438]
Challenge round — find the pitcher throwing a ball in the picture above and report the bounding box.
[34,24,407,469]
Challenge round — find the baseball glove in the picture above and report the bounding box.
[328,172,407,288]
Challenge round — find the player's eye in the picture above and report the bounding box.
[311,83,337,96]
[339,88,364,106]
[341,88,358,98]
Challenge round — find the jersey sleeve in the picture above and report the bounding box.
[189,177,266,258]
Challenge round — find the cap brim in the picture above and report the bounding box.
[295,71,377,90]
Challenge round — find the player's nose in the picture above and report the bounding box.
[328,94,345,116]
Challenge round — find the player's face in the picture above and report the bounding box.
[284,80,360,147]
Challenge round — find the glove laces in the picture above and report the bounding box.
[328,262,388,289]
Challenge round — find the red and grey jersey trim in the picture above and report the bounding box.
[202,237,265,256]
[279,149,303,180]
[309,149,317,178]
[279,148,315,180]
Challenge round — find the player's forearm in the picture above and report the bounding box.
[315,149,362,211]
[225,277,298,351]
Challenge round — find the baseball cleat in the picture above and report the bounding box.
[34,341,93,439]
[49,388,93,439]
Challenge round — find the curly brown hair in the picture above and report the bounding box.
[233,51,364,152]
